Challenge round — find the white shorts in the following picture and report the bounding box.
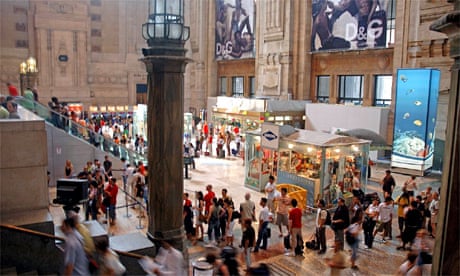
[226,220,236,237]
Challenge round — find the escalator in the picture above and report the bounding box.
[14,96,147,166]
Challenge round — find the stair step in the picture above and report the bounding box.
[17,271,38,275]
[0,267,17,275]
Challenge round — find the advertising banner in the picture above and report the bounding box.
[311,0,388,51]
[391,69,440,173]
[215,0,255,60]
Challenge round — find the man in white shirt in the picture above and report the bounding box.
[253,198,270,252]
[265,175,277,213]
[147,240,186,276]
[316,199,328,254]
[374,196,394,241]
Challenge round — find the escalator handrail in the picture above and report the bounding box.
[14,96,147,164]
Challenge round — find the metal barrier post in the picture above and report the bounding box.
[136,202,144,230]
[123,181,132,218]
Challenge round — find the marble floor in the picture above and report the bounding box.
[49,154,439,275]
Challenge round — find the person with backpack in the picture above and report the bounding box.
[316,199,328,254]
[331,198,349,251]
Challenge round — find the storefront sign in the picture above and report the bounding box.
[261,123,279,150]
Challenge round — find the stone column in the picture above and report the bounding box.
[429,1,460,275]
[142,43,188,250]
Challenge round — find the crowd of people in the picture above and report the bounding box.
[63,155,149,226]
[178,170,438,275]
[47,96,147,158]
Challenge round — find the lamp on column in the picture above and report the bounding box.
[141,0,190,251]
[19,57,38,96]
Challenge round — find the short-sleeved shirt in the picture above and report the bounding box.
[382,175,396,192]
[240,200,255,220]
[316,208,327,227]
[64,231,90,276]
[242,226,256,248]
[396,196,409,217]
[204,191,215,213]
[289,207,302,228]
[259,206,270,222]
[265,182,276,200]
[378,203,393,223]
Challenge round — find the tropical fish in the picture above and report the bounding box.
[406,89,415,95]
[414,100,422,106]
[400,75,408,83]
[403,113,410,119]
[413,120,422,127]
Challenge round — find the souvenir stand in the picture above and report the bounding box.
[277,130,371,207]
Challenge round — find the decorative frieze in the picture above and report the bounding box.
[87,75,128,85]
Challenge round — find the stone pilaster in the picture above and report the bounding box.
[429,1,460,275]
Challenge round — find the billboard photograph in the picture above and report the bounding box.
[215,0,255,60]
[311,0,390,52]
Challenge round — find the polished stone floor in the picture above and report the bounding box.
[50,154,440,275]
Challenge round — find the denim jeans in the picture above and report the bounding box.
[350,237,359,261]
[109,204,116,220]
[255,221,269,250]
[208,219,220,242]
[244,247,252,268]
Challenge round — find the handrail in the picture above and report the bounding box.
[0,223,65,242]
[114,249,145,260]
[13,96,147,165]
[0,223,146,260]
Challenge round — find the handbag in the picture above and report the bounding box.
[265,227,271,238]
[345,231,356,245]
[198,213,207,223]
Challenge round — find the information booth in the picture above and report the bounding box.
[245,127,371,207]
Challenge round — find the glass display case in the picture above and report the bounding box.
[244,131,278,192]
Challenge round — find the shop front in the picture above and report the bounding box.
[245,126,371,207]
[208,96,308,137]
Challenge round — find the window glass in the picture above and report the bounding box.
[374,75,392,106]
[317,76,330,103]
[338,75,363,104]
[219,77,227,96]
[232,77,244,97]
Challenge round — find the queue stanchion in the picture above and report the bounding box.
[136,201,144,230]
[123,182,132,218]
